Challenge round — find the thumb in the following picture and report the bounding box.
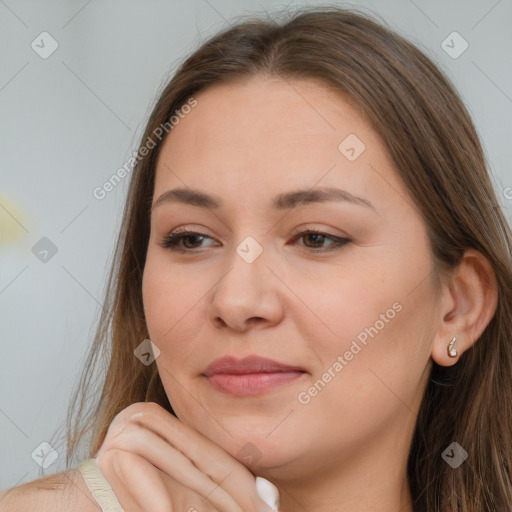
[255,476,280,512]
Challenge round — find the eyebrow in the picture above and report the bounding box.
[151,186,376,213]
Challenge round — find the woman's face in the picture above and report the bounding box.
[142,76,439,483]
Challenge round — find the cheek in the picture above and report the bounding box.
[291,306,430,457]
[142,251,206,346]
[281,251,401,362]
[295,246,433,414]
[300,288,434,441]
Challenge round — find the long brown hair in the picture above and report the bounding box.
[51,5,512,510]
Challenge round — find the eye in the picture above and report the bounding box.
[290,229,350,252]
[158,228,350,253]
[158,230,216,252]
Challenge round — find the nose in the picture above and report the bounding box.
[207,242,285,332]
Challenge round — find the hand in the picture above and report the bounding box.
[94,401,276,512]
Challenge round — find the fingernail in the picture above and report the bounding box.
[255,476,280,512]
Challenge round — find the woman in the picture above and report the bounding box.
[2,5,511,511]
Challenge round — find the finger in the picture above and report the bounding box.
[102,403,267,511]
[96,449,171,512]
[102,424,247,512]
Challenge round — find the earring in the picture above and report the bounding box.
[447,336,457,358]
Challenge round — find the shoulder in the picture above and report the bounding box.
[0,468,99,512]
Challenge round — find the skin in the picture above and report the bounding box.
[140,75,498,511]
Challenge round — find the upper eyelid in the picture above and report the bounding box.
[160,228,350,248]
[165,223,349,237]
[164,228,348,241]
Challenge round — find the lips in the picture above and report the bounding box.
[203,355,306,396]
[203,355,305,376]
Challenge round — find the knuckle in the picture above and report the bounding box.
[109,402,151,430]
[116,402,147,420]
[132,401,162,417]
[100,402,164,453]
[121,401,162,421]
[103,448,135,481]
[96,448,120,477]
[111,449,129,480]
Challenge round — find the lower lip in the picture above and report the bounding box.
[205,371,305,396]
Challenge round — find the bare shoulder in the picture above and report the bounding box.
[0,468,99,512]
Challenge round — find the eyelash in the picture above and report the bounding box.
[158,228,350,253]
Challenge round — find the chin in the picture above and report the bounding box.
[170,394,309,466]
[179,409,312,480]
[230,432,302,472]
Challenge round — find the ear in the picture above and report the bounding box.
[431,248,498,367]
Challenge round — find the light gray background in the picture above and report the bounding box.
[1,0,511,491]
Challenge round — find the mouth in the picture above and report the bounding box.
[203,355,307,396]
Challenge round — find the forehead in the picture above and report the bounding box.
[153,76,401,211]
[158,75,372,155]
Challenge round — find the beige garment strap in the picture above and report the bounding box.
[77,458,125,512]
[78,457,280,512]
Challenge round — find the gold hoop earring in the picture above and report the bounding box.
[447,336,457,358]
